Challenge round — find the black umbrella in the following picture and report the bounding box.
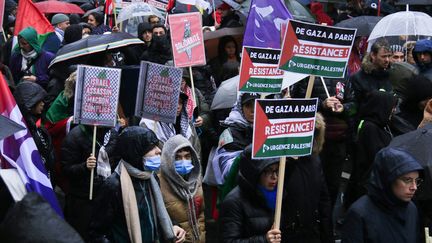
[0,115,25,140]
[335,16,383,36]
[389,123,432,200]
[49,32,144,69]
[364,0,397,15]
[395,0,430,5]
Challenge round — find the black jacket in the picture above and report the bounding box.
[280,156,333,243]
[347,91,397,205]
[342,147,423,243]
[349,55,393,120]
[60,125,106,198]
[219,146,278,242]
[13,81,55,176]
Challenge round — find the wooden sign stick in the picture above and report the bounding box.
[89,125,97,200]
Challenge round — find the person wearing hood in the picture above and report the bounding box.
[391,75,432,136]
[348,38,393,122]
[412,39,432,81]
[219,144,281,243]
[89,126,186,243]
[43,14,70,54]
[140,24,172,65]
[346,90,398,206]
[140,92,201,156]
[159,135,206,243]
[9,27,55,89]
[211,93,259,185]
[13,81,55,180]
[341,147,423,243]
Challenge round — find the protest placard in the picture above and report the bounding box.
[135,61,182,124]
[74,65,122,127]
[169,12,206,68]
[278,20,356,78]
[252,98,318,159]
[238,46,284,93]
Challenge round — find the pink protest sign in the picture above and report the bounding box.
[169,12,206,68]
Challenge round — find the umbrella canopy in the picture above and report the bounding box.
[204,27,244,60]
[364,0,396,15]
[389,123,432,200]
[284,0,315,23]
[0,115,26,140]
[211,75,239,110]
[117,2,164,23]
[82,6,103,18]
[34,1,84,14]
[49,32,144,68]
[368,11,432,41]
[395,0,430,5]
[335,16,383,37]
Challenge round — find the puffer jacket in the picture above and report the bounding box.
[342,147,423,243]
[159,135,206,243]
[219,146,278,242]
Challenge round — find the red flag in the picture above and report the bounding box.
[105,0,113,15]
[14,0,54,36]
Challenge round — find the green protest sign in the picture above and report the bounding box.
[278,20,356,78]
[239,46,284,93]
[252,98,318,159]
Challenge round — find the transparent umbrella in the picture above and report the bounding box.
[368,11,432,42]
[117,2,164,23]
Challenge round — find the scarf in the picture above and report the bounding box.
[182,85,196,120]
[161,159,201,242]
[55,27,65,43]
[258,185,277,211]
[96,146,111,179]
[140,118,192,143]
[117,160,175,243]
[20,49,38,72]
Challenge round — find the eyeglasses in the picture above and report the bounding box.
[398,177,423,187]
[263,168,278,177]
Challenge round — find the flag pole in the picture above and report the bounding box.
[89,125,97,200]
[189,66,197,106]
[113,0,117,28]
[274,156,286,229]
[1,28,7,42]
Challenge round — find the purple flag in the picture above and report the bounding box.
[243,0,292,49]
[0,74,63,217]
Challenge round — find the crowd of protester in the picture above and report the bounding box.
[1,0,432,242]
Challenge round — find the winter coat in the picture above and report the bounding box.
[89,126,174,243]
[349,53,393,119]
[13,81,55,177]
[347,91,397,205]
[280,155,333,243]
[391,75,432,136]
[159,135,206,243]
[140,35,172,65]
[42,31,62,54]
[219,146,278,242]
[341,147,423,243]
[9,28,55,88]
[60,125,108,240]
[413,39,432,81]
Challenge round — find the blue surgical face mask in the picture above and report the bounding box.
[174,160,194,175]
[143,155,161,171]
